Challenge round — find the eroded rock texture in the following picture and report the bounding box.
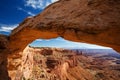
[14,46,94,80]
[9,0,120,53]
[0,35,10,80]
[0,0,120,79]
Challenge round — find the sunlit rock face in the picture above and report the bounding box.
[9,0,120,54]
[14,46,94,80]
[0,35,10,80]
[0,0,120,79]
[7,52,22,80]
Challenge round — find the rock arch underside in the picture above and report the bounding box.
[0,0,120,80]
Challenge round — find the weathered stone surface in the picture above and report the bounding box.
[0,35,10,80]
[9,0,120,53]
[0,0,120,79]
[14,46,94,80]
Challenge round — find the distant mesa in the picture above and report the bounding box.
[0,0,120,80]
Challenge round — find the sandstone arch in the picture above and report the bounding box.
[9,0,120,53]
[0,0,120,79]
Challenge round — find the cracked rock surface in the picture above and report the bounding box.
[9,0,120,53]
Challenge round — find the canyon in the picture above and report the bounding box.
[0,0,120,79]
[9,46,94,80]
[8,47,120,80]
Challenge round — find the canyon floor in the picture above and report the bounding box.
[8,47,120,80]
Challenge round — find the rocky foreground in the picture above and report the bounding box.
[8,47,120,80]
[8,46,93,80]
[0,0,120,79]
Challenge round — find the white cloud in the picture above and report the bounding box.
[51,0,59,3]
[18,7,35,16]
[0,24,18,32]
[36,39,51,42]
[64,41,111,49]
[45,40,50,41]
[27,12,35,16]
[35,39,43,41]
[24,0,59,9]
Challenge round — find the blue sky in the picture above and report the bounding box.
[0,0,57,35]
[30,37,111,49]
[0,0,111,49]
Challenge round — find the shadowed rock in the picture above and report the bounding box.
[0,35,10,80]
[9,0,120,53]
[0,0,120,79]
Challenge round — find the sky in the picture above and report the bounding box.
[0,0,58,35]
[0,0,111,49]
[30,37,111,49]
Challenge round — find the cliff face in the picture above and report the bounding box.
[9,0,120,54]
[0,0,120,79]
[7,47,120,80]
[13,46,94,80]
[0,35,10,80]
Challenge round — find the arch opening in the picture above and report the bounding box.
[7,37,120,80]
[0,0,120,79]
[29,37,112,49]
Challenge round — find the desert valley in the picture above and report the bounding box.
[0,0,120,80]
[7,46,120,80]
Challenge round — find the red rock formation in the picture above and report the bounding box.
[0,35,10,80]
[14,46,94,80]
[0,0,120,79]
[9,0,120,54]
